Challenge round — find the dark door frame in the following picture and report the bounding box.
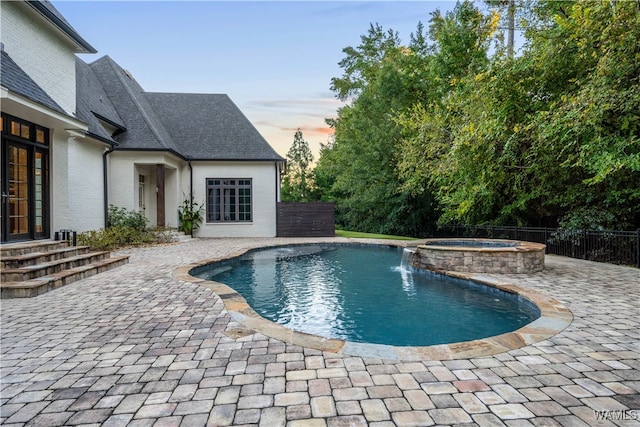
[1,113,50,243]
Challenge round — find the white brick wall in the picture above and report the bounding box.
[50,133,107,233]
[68,138,106,232]
[50,130,70,233]
[108,152,184,228]
[1,1,78,115]
[192,162,279,238]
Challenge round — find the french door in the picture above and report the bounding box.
[1,114,49,242]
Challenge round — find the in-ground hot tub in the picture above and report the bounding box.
[410,238,545,274]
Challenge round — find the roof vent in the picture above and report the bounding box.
[123,69,133,79]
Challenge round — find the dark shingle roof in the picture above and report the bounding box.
[1,50,68,115]
[85,55,283,161]
[88,56,181,154]
[145,93,284,161]
[75,57,125,143]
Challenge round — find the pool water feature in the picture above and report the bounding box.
[194,244,540,347]
[414,238,546,274]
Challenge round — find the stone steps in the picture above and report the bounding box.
[0,240,129,298]
[1,240,69,257]
[1,245,92,269]
[169,230,193,242]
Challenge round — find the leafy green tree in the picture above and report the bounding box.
[484,0,519,57]
[428,1,494,87]
[530,0,640,228]
[318,21,443,235]
[316,1,494,235]
[320,0,640,233]
[330,23,401,101]
[281,129,315,202]
[398,0,640,229]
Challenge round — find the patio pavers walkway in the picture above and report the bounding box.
[1,237,639,426]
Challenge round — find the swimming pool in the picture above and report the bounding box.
[193,244,541,347]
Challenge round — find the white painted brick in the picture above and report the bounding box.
[1,1,78,114]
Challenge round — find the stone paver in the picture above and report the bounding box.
[1,237,639,426]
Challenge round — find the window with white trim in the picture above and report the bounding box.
[206,179,252,222]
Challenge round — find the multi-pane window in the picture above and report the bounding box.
[206,179,252,222]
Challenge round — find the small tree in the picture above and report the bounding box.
[282,129,315,201]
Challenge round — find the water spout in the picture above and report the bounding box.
[399,248,416,295]
[400,247,416,270]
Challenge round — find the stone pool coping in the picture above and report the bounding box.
[174,241,573,361]
[414,238,546,274]
[419,238,546,251]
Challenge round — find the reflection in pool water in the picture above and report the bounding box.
[195,245,540,346]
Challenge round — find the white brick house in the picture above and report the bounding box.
[1,1,284,242]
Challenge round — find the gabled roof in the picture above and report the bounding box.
[83,55,284,162]
[88,56,181,155]
[27,1,96,54]
[1,50,68,116]
[75,58,125,144]
[146,93,284,161]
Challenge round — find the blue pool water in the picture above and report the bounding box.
[194,245,540,346]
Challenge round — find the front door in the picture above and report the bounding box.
[1,114,49,242]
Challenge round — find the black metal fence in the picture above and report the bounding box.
[430,225,640,268]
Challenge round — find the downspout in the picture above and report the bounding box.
[188,157,193,204]
[275,160,284,237]
[188,157,193,236]
[275,161,279,237]
[103,146,114,228]
[103,128,123,228]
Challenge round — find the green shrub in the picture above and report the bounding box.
[108,205,148,231]
[78,206,175,250]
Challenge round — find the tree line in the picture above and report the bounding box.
[282,0,640,236]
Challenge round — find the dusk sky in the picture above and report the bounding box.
[54,1,458,158]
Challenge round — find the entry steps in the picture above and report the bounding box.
[169,230,193,242]
[1,240,128,298]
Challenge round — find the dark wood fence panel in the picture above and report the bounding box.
[277,202,335,237]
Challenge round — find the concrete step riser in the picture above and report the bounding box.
[0,241,70,257]
[1,240,128,298]
[1,247,91,269]
[1,252,111,282]
[1,256,129,298]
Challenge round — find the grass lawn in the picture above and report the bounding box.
[335,229,417,240]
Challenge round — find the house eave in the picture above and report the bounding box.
[188,157,286,162]
[85,131,118,147]
[1,85,88,131]
[26,1,97,54]
[111,147,186,161]
[92,112,126,132]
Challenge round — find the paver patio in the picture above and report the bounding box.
[1,237,639,426]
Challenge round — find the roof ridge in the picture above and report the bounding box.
[93,56,180,153]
